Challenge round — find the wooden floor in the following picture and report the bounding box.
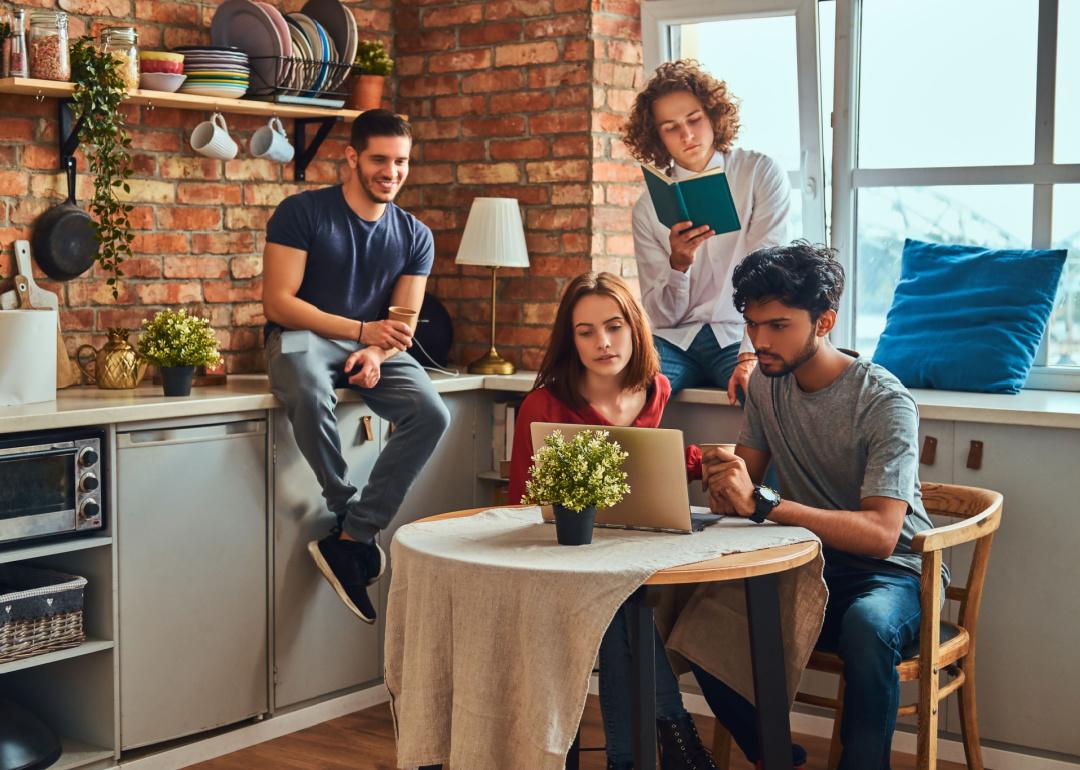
[191,696,971,770]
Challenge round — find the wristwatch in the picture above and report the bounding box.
[749,484,781,523]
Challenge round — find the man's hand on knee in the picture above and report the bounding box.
[345,348,385,389]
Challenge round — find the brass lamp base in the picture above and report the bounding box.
[467,348,516,375]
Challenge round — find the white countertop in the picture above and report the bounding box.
[2,371,1080,434]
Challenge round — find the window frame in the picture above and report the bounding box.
[641,0,828,246]
[831,0,1080,390]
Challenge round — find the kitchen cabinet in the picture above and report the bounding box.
[950,421,1080,756]
[272,402,383,709]
[116,414,269,750]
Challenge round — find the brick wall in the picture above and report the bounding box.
[0,0,645,374]
[0,0,392,373]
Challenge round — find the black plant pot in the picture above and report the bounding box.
[160,365,196,397]
[552,504,597,546]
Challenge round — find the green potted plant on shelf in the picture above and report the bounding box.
[523,429,631,546]
[137,309,222,397]
[69,35,134,298]
[348,39,393,111]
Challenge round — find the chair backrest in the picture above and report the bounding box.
[917,482,1003,635]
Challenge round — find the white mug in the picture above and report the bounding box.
[190,112,238,160]
[249,116,294,162]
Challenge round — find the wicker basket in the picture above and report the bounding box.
[0,565,87,665]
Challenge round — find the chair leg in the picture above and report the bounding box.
[710,722,732,770]
[917,684,939,770]
[827,678,844,770]
[958,662,985,770]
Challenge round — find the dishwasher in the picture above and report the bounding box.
[115,414,268,750]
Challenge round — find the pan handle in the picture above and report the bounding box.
[65,158,77,204]
[76,344,97,385]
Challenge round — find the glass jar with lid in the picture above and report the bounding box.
[100,26,139,90]
[28,11,69,81]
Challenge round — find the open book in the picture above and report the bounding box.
[642,163,741,235]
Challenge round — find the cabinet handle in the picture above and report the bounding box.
[361,415,374,442]
[920,436,937,466]
[966,440,983,471]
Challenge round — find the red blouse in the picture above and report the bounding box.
[507,373,703,504]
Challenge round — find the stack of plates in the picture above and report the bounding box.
[174,46,251,98]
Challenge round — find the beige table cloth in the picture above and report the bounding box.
[384,506,827,770]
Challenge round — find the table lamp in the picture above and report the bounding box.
[454,197,530,375]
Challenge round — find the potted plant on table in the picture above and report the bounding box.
[523,429,631,546]
[348,39,393,111]
[137,309,222,397]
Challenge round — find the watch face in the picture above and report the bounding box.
[758,485,781,505]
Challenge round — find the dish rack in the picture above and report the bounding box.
[0,564,88,665]
[248,55,356,107]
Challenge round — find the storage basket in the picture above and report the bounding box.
[0,565,87,665]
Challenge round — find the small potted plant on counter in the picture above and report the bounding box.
[523,429,630,546]
[348,39,393,111]
[137,309,222,397]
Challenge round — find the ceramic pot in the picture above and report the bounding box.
[348,74,385,110]
[160,365,195,397]
[552,504,597,546]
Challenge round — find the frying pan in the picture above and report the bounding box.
[31,161,99,281]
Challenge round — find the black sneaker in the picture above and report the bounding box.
[307,533,385,624]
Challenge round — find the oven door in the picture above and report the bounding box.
[0,439,79,544]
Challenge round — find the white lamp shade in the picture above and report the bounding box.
[454,197,530,269]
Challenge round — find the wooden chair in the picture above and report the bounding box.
[710,482,1003,770]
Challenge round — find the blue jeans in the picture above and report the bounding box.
[691,565,923,769]
[599,604,688,764]
[655,326,742,395]
[266,330,451,542]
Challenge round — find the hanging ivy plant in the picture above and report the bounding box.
[70,35,133,297]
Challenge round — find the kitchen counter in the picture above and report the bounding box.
[2,371,1080,435]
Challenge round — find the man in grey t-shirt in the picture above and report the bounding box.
[692,241,940,770]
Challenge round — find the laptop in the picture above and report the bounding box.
[529,422,722,534]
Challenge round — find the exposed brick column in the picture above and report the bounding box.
[393,0,595,370]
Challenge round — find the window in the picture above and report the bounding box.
[833,0,1080,383]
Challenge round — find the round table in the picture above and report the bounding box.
[414,506,820,770]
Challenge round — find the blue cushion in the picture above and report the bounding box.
[873,239,1067,393]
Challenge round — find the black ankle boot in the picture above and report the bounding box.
[656,714,719,770]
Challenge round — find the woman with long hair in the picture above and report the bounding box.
[508,272,715,770]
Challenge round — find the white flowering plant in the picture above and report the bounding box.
[137,309,222,369]
[523,429,631,512]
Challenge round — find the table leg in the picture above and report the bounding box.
[745,573,795,770]
[565,725,581,770]
[629,585,658,770]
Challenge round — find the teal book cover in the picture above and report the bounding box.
[642,164,741,235]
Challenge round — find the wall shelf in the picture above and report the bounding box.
[0,77,361,181]
[0,638,114,676]
[0,535,113,566]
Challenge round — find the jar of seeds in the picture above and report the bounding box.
[28,10,69,81]
[100,26,138,90]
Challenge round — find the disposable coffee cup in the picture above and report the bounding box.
[387,306,418,332]
[699,442,737,490]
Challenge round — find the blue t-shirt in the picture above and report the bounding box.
[264,185,434,337]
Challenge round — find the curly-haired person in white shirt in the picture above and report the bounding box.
[623,60,792,403]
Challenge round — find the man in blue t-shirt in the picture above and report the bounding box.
[263,110,450,625]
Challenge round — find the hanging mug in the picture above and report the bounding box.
[190,112,238,160]
[249,116,294,163]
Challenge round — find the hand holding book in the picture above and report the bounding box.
[669,221,714,272]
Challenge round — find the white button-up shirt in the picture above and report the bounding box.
[633,148,792,353]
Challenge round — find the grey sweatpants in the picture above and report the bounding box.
[266,329,451,542]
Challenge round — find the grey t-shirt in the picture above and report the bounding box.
[739,356,945,582]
